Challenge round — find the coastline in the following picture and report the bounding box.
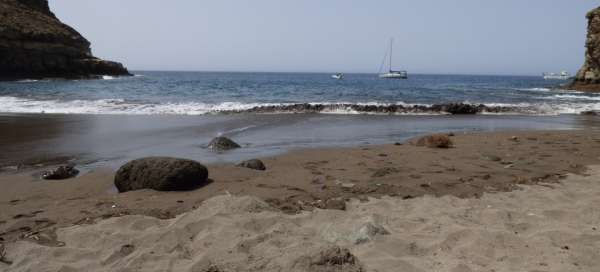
[2,129,600,245]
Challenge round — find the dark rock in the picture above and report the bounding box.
[208,137,241,151]
[236,159,266,171]
[581,110,599,115]
[218,102,519,115]
[431,103,483,114]
[309,246,364,272]
[0,0,130,80]
[114,157,209,193]
[41,164,79,180]
[411,134,453,148]
[570,6,600,91]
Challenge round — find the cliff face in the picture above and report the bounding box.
[0,0,130,80]
[571,7,600,91]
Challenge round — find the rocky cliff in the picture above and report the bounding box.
[571,6,600,91]
[0,0,130,80]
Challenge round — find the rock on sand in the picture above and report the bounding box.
[208,136,241,151]
[411,134,453,148]
[236,159,266,171]
[114,157,209,193]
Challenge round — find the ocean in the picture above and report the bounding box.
[0,72,599,169]
[0,72,599,115]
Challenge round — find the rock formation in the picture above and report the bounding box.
[571,6,600,91]
[0,0,130,80]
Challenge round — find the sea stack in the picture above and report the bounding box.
[0,0,131,80]
[571,6,600,91]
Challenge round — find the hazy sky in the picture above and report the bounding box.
[51,1,598,75]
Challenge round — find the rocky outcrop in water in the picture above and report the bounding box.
[222,103,520,115]
[571,6,600,91]
[0,0,130,80]
[208,137,241,151]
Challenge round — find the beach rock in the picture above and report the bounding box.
[432,103,483,114]
[219,102,519,115]
[41,164,79,180]
[208,137,241,151]
[308,246,364,272]
[411,134,453,148]
[0,0,130,80]
[581,110,599,116]
[571,6,600,91]
[114,157,209,193]
[236,159,266,171]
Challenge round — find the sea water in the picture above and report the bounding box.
[0,72,598,167]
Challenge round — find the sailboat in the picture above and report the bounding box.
[379,38,408,79]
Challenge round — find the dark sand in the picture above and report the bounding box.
[1,129,600,245]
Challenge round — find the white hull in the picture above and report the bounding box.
[543,71,570,80]
[543,75,569,80]
[379,72,407,79]
[331,75,343,80]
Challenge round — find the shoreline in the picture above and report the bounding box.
[2,129,600,245]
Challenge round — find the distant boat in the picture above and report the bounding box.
[331,73,344,80]
[543,71,570,80]
[379,38,408,79]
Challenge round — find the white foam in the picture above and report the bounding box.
[16,79,40,83]
[514,87,551,92]
[0,96,596,116]
[548,94,600,101]
[102,75,116,80]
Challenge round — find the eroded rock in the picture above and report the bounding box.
[41,164,79,180]
[208,137,241,151]
[114,157,209,193]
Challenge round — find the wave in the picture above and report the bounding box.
[0,96,596,116]
[547,94,600,101]
[514,87,552,92]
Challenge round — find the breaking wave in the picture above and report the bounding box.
[0,96,597,116]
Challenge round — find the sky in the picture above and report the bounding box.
[51,0,599,75]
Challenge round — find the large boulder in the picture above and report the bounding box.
[0,0,130,80]
[114,157,209,193]
[208,137,241,151]
[236,159,266,171]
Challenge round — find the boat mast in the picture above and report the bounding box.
[389,38,393,72]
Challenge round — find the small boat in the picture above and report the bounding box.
[331,73,344,80]
[543,71,570,80]
[378,38,408,79]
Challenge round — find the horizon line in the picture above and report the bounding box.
[128,69,552,78]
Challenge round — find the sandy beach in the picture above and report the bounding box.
[1,129,600,271]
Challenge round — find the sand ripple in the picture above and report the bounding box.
[5,167,600,271]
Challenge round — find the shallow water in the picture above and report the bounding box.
[1,113,598,170]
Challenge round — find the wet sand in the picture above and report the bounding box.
[1,113,595,169]
[1,129,600,271]
[1,129,600,246]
